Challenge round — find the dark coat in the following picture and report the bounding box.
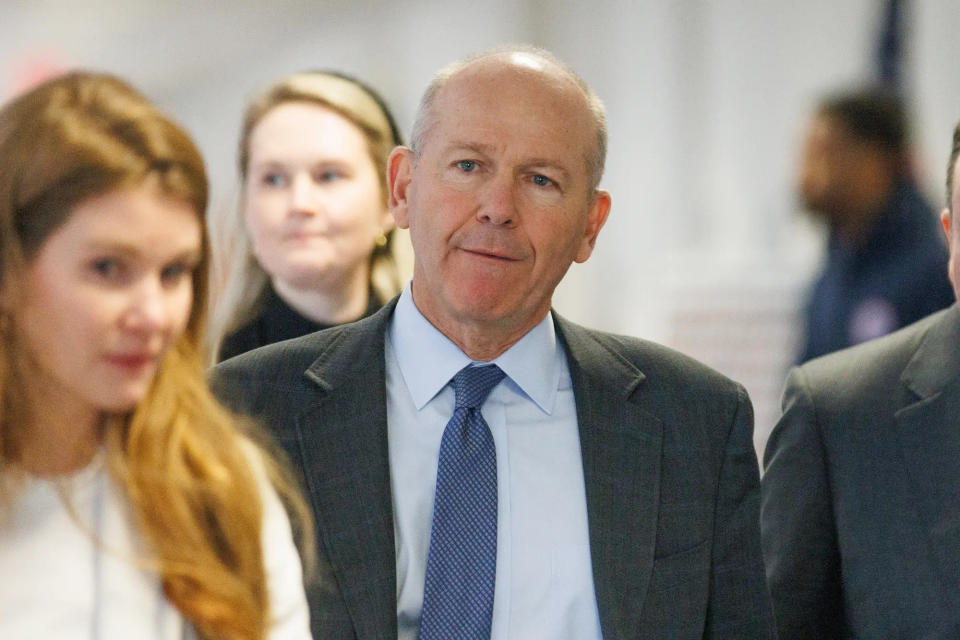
[212,300,774,639]
[763,305,960,639]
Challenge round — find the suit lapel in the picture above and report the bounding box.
[296,302,398,639]
[555,316,663,639]
[895,305,960,592]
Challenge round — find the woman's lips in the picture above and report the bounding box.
[284,231,322,244]
[105,354,156,371]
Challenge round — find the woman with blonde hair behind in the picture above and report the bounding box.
[0,71,312,640]
[209,70,407,362]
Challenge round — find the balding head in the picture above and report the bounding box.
[410,45,607,190]
[386,45,611,359]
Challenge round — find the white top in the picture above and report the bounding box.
[387,286,602,640]
[0,452,310,640]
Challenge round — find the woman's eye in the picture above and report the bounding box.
[262,172,287,187]
[457,160,477,172]
[92,258,121,279]
[160,262,193,285]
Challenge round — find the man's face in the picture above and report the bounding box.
[388,60,610,346]
[797,114,856,218]
[939,159,960,304]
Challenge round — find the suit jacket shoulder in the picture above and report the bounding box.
[211,303,393,417]
[556,316,750,461]
[762,304,960,640]
[793,305,959,422]
[557,317,745,402]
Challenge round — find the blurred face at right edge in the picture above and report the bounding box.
[940,159,960,304]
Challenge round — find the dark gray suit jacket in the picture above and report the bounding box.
[211,301,774,639]
[762,304,960,639]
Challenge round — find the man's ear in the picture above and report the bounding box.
[574,189,611,263]
[941,207,952,243]
[388,146,415,230]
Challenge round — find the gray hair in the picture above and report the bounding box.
[409,44,608,190]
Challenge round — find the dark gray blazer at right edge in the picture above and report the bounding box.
[762,305,960,639]
[211,301,775,640]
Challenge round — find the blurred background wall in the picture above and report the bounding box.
[4,0,960,455]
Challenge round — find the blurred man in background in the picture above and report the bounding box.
[796,89,952,363]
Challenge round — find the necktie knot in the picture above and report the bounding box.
[453,364,506,410]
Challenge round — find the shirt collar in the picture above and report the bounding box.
[390,285,560,414]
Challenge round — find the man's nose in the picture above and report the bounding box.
[477,176,517,226]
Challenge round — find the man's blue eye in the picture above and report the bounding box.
[317,171,342,183]
[533,174,552,187]
[457,160,477,172]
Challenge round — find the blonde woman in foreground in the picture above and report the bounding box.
[0,71,312,640]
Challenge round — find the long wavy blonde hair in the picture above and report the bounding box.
[207,70,409,361]
[0,71,311,640]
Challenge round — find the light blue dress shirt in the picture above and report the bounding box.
[387,286,602,639]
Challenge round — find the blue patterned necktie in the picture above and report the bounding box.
[419,364,506,640]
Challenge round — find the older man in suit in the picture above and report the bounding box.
[762,121,960,638]
[212,45,774,640]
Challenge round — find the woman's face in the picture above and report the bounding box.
[243,102,393,292]
[12,179,202,424]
